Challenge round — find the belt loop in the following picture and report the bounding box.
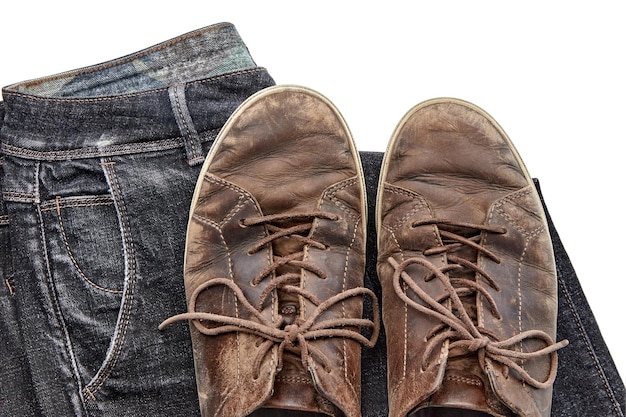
[168,84,204,166]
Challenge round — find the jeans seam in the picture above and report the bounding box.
[172,86,198,157]
[558,271,624,416]
[169,84,204,165]
[0,130,218,161]
[2,190,37,203]
[52,196,123,295]
[2,68,266,103]
[40,196,114,212]
[36,171,89,415]
[83,159,137,399]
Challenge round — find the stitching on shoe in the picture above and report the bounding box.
[196,176,276,386]
[383,184,430,231]
[383,224,409,389]
[493,187,545,239]
[444,374,483,386]
[205,174,256,202]
[191,213,221,232]
[341,217,361,398]
[516,240,530,385]
[485,203,535,383]
[191,210,244,386]
[324,177,360,222]
[275,375,313,385]
[220,194,247,228]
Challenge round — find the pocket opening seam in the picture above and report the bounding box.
[53,196,124,295]
[83,158,138,400]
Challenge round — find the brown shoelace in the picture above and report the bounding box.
[160,211,379,378]
[388,218,568,389]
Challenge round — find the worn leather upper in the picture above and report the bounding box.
[376,99,566,417]
[166,85,378,417]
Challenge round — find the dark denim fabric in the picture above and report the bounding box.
[0,102,41,416]
[1,23,274,417]
[1,23,624,417]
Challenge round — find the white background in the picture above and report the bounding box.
[2,1,624,383]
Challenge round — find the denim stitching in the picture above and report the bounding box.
[4,278,14,295]
[40,196,114,212]
[36,191,88,414]
[53,197,123,294]
[169,84,204,165]
[172,86,196,156]
[1,131,218,162]
[34,161,85,404]
[557,271,625,416]
[2,190,36,201]
[3,68,266,103]
[84,159,137,399]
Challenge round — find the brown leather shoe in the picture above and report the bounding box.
[376,98,568,417]
[160,85,379,417]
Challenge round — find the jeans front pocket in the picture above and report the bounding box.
[40,191,127,388]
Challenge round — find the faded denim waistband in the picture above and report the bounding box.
[1,22,273,162]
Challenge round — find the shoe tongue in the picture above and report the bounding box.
[264,224,340,417]
[423,357,515,417]
[448,240,479,322]
[261,354,341,416]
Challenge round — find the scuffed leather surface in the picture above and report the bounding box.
[376,100,558,417]
[177,93,626,416]
[184,86,368,417]
[357,152,625,417]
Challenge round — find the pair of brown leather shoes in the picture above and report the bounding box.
[160,86,567,417]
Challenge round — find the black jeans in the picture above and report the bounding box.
[1,23,624,417]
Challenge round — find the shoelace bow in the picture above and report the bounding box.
[388,218,568,389]
[160,211,379,378]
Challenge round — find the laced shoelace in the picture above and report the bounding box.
[160,211,380,378]
[388,218,568,389]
